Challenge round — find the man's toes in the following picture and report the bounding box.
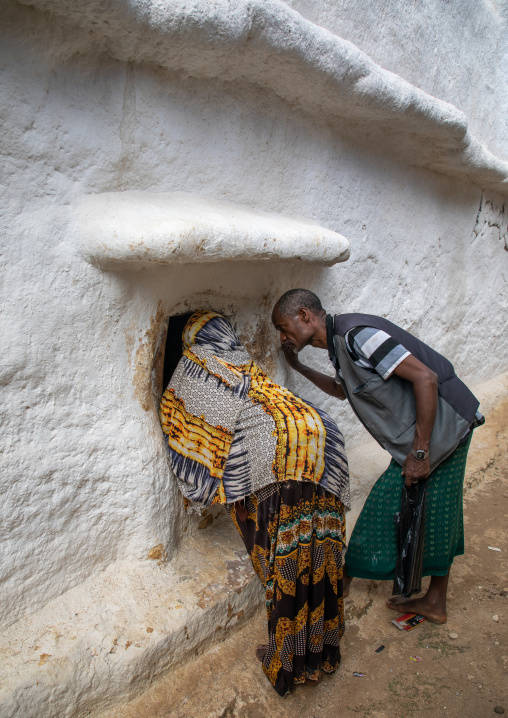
[386,597,404,610]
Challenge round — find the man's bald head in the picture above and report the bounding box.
[273,289,324,319]
[272,289,328,352]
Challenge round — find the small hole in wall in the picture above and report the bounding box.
[162,312,194,393]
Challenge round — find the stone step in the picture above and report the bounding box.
[0,515,263,718]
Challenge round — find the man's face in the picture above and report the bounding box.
[271,306,315,352]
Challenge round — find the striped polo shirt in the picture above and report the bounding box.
[342,326,410,380]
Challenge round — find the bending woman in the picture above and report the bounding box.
[159,311,350,696]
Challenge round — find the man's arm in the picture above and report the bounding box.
[281,343,346,400]
[392,354,438,486]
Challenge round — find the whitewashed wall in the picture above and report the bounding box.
[1,0,507,639]
[286,0,508,157]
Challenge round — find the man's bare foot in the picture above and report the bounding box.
[256,644,268,663]
[386,595,447,624]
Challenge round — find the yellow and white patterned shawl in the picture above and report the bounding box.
[159,311,349,508]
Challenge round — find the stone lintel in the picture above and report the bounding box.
[77,192,351,267]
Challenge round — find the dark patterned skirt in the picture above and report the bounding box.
[228,481,346,697]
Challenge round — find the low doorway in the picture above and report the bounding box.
[161,312,194,392]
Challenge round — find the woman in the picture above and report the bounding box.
[159,311,349,696]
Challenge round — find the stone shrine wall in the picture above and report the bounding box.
[0,2,507,714]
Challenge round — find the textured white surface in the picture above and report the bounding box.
[2,0,508,626]
[1,0,508,715]
[0,516,262,718]
[285,0,508,159]
[78,191,350,266]
[15,0,508,194]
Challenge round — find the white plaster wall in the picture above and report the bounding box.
[1,0,507,635]
[283,0,508,159]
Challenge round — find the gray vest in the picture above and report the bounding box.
[328,313,480,471]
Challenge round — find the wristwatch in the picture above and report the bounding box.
[411,448,429,461]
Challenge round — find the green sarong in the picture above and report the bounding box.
[346,436,471,580]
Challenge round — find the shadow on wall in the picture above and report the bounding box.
[162,312,194,392]
[151,312,193,406]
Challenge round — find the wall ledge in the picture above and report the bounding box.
[17,0,508,197]
[0,517,262,718]
[76,191,351,267]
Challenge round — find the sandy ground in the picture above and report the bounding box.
[100,451,508,718]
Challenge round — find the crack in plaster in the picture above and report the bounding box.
[472,194,508,251]
[116,61,137,189]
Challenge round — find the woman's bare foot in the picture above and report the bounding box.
[386,595,447,624]
[256,644,268,663]
[305,677,320,687]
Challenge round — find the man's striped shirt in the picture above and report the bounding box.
[337,324,484,435]
[343,326,410,380]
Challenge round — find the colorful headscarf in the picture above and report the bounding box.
[159,312,349,508]
[182,311,243,353]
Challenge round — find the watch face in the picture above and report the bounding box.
[415,450,426,461]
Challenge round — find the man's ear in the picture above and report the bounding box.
[299,307,310,323]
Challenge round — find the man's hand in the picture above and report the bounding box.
[281,340,301,370]
[402,452,431,487]
[280,341,346,399]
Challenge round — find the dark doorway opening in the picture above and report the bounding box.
[162,312,194,391]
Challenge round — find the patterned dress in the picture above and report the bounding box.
[159,312,350,696]
[228,482,346,696]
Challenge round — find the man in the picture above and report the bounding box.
[271,289,483,624]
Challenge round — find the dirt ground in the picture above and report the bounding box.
[101,451,508,718]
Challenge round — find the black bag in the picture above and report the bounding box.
[393,481,427,598]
